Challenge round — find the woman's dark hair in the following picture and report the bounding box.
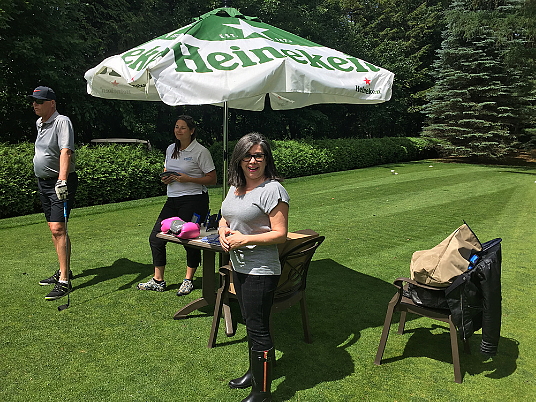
[172,115,197,159]
[228,132,282,188]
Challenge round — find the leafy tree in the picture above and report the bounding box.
[0,0,219,146]
[0,0,91,142]
[422,0,532,157]
[0,0,457,148]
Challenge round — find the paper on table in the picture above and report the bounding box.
[201,234,220,245]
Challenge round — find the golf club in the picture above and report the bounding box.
[58,200,70,311]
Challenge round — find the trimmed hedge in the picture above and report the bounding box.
[75,144,166,207]
[0,143,166,219]
[0,137,438,218]
[0,142,42,217]
[209,137,439,184]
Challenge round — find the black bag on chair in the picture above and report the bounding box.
[406,284,449,309]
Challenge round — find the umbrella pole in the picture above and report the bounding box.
[222,101,229,201]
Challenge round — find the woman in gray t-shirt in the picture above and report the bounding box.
[219,133,289,401]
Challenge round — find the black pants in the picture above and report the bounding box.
[233,271,280,351]
[149,193,209,267]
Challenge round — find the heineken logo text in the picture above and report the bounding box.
[355,86,381,94]
[122,43,381,74]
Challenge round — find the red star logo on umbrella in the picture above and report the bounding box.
[364,78,371,85]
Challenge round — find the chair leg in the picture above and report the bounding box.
[374,296,398,365]
[222,296,235,337]
[221,269,236,337]
[397,311,407,335]
[448,318,463,384]
[208,280,225,348]
[299,294,312,343]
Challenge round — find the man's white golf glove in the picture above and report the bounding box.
[55,180,68,200]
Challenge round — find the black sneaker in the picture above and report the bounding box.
[45,281,72,300]
[39,270,73,286]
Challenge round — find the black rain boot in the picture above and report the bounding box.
[229,367,252,389]
[229,340,253,389]
[241,348,274,402]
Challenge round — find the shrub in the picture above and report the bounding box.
[75,144,165,206]
[1,137,438,218]
[311,137,439,172]
[271,140,333,178]
[0,142,42,217]
[0,143,165,218]
[209,137,437,183]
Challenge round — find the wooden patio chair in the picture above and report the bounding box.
[208,233,325,348]
[374,277,470,383]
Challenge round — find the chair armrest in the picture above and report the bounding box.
[219,264,232,276]
[393,277,447,291]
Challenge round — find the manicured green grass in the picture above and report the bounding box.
[1,160,535,401]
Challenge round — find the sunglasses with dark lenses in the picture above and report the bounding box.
[242,153,265,162]
[32,99,48,104]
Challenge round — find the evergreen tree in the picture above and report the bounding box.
[422,0,530,157]
[507,0,536,147]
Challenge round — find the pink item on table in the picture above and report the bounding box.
[161,217,184,232]
[177,222,200,239]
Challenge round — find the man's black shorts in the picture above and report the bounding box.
[37,172,78,222]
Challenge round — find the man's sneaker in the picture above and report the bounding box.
[137,278,166,292]
[39,270,73,286]
[45,281,72,300]
[177,279,194,296]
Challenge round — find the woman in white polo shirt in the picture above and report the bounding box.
[139,115,216,296]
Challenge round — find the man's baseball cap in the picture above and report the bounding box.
[28,86,56,100]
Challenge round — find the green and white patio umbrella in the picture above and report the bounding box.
[84,7,394,187]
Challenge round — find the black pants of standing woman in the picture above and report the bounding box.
[149,192,209,268]
[233,271,281,351]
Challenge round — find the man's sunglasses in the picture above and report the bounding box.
[32,99,50,104]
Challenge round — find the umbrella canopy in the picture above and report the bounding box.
[85,7,394,195]
[84,7,394,110]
